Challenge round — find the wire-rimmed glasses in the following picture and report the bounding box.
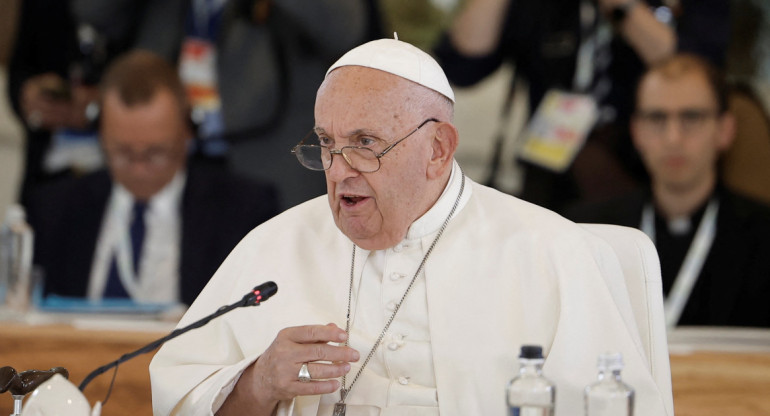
[634,108,719,136]
[291,118,439,173]
[104,144,181,169]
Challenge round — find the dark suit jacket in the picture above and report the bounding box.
[28,162,279,305]
[563,187,770,327]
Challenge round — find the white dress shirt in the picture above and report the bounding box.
[88,171,186,303]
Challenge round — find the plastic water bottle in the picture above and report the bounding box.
[585,352,635,416]
[0,204,34,313]
[506,345,556,416]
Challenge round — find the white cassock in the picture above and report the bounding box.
[150,161,673,416]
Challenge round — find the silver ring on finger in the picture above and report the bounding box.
[298,362,311,383]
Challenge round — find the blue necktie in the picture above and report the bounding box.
[104,201,147,298]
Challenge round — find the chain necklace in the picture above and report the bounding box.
[334,171,465,416]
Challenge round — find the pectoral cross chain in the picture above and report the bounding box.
[332,402,346,416]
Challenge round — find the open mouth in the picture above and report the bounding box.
[341,194,368,207]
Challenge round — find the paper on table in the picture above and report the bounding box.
[36,295,177,314]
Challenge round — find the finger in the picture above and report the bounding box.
[297,342,360,365]
[292,378,342,397]
[281,324,348,344]
[250,357,347,402]
[301,361,352,382]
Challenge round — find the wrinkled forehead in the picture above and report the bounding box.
[319,66,418,104]
[315,66,422,130]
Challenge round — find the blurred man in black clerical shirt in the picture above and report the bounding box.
[565,54,770,328]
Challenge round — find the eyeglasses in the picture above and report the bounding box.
[105,145,180,169]
[291,118,439,173]
[634,108,719,135]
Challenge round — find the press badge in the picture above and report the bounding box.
[517,89,598,172]
[45,128,102,174]
[178,37,221,113]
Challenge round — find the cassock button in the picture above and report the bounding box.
[390,272,406,281]
[398,376,410,385]
[393,243,404,252]
[385,301,397,311]
[388,342,400,351]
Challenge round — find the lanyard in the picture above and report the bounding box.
[640,199,719,328]
[573,0,612,93]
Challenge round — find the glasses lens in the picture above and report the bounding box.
[637,111,667,131]
[342,147,379,173]
[108,147,172,169]
[295,145,327,170]
[679,109,713,132]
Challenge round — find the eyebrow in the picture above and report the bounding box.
[313,127,385,141]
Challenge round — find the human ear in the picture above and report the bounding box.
[427,122,458,179]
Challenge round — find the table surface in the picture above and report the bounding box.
[668,327,770,416]
[2,323,770,416]
[1,320,166,416]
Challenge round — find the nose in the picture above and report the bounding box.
[662,117,684,146]
[325,152,359,183]
[122,156,160,180]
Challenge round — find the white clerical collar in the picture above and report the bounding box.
[113,170,187,214]
[667,216,692,236]
[404,160,471,240]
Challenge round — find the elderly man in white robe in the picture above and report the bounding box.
[150,38,674,416]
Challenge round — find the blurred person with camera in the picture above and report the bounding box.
[7,0,121,209]
[435,0,730,212]
[70,0,370,210]
[27,50,278,306]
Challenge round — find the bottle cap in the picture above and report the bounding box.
[519,345,544,359]
[597,352,624,371]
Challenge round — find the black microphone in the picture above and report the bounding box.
[78,281,278,392]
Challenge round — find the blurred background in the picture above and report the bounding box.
[1,0,770,414]
[2,0,770,219]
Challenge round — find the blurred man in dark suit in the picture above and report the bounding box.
[565,54,770,328]
[29,50,279,306]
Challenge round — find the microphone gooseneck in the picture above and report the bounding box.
[78,281,278,392]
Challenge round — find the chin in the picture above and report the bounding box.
[127,187,156,202]
[346,229,404,251]
[350,238,394,251]
[339,225,385,250]
[340,225,376,247]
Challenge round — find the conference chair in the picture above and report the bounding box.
[580,223,674,416]
[721,82,770,206]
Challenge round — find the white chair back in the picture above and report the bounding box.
[580,223,673,416]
